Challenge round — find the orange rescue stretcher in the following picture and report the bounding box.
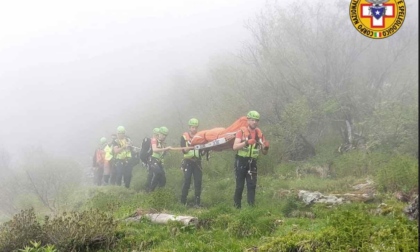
[190,116,249,151]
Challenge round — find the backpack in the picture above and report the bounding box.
[139,137,153,163]
[128,149,140,167]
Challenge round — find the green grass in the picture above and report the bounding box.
[1,152,418,252]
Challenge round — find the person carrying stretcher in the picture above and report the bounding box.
[180,118,202,206]
[148,126,172,191]
[232,111,269,208]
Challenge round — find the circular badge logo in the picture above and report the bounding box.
[349,0,406,39]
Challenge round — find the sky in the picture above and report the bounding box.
[0,0,265,162]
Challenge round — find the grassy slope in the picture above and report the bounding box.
[67,158,418,252]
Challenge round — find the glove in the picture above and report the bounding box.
[264,141,270,150]
[246,139,256,146]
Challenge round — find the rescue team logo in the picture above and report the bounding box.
[350,0,406,39]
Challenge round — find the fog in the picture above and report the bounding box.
[0,0,418,228]
[0,0,264,162]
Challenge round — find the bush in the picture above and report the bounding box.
[279,195,303,217]
[0,209,117,252]
[43,209,117,251]
[259,205,419,251]
[331,150,390,178]
[0,209,43,252]
[376,155,418,193]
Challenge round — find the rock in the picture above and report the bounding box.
[331,192,375,203]
[347,179,377,202]
[351,179,374,190]
[126,210,198,226]
[145,213,198,226]
[375,203,393,216]
[394,191,410,202]
[297,179,378,205]
[298,190,344,205]
[298,190,322,204]
[274,219,284,226]
[403,195,418,221]
[245,246,259,252]
[296,165,330,179]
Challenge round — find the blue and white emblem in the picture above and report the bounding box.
[367,0,390,20]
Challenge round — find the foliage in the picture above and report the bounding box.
[0,209,117,252]
[0,209,43,252]
[22,148,83,213]
[331,150,390,178]
[20,242,56,252]
[279,195,304,217]
[0,4,418,252]
[376,155,419,193]
[259,205,419,251]
[368,100,418,156]
[43,209,117,252]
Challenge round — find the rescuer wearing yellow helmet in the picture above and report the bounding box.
[111,126,134,188]
[145,127,161,192]
[180,118,203,206]
[92,137,108,186]
[148,126,173,192]
[232,111,269,208]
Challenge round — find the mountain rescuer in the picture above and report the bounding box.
[109,134,117,184]
[103,137,114,185]
[92,137,107,186]
[112,126,134,188]
[232,111,269,208]
[145,127,161,192]
[148,126,172,192]
[180,118,202,206]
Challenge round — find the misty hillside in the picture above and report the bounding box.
[0,0,418,251]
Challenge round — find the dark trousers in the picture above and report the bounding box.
[145,164,154,192]
[149,158,166,192]
[115,160,133,188]
[93,167,104,186]
[104,160,113,185]
[110,164,117,185]
[234,156,258,208]
[181,159,202,205]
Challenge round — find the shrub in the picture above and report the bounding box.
[279,195,303,217]
[43,209,117,251]
[376,155,418,193]
[331,150,390,178]
[0,209,43,252]
[259,206,419,251]
[0,209,117,252]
